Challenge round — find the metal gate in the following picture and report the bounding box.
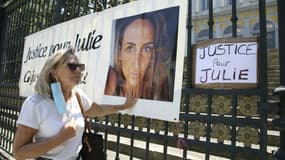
[0,0,284,160]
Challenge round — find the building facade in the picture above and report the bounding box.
[192,0,278,49]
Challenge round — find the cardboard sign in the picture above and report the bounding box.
[192,37,258,89]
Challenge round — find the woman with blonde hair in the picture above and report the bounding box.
[13,48,136,160]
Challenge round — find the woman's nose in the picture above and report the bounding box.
[132,51,142,69]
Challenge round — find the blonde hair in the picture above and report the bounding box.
[34,48,76,98]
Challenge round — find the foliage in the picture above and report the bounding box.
[2,0,11,5]
[61,0,134,19]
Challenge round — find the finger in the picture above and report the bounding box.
[132,99,137,105]
[128,89,135,98]
[131,89,135,98]
[127,98,137,108]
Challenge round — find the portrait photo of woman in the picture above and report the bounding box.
[105,7,179,102]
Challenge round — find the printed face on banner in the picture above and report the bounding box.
[104,7,179,102]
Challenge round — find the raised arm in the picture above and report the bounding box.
[85,97,137,117]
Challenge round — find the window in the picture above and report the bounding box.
[253,21,276,48]
[223,25,243,37]
[197,29,209,41]
[226,0,233,5]
[201,0,209,10]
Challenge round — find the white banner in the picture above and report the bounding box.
[19,0,188,122]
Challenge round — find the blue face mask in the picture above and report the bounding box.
[51,82,66,115]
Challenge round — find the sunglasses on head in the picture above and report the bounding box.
[67,63,85,71]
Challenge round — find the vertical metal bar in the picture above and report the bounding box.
[278,0,285,84]
[103,0,107,9]
[163,121,168,160]
[0,106,3,146]
[47,0,55,26]
[183,0,192,158]
[129,115,135,160]
[83,2,91,16]
[183,95,190,160]
[258,0,268,93]
[3,106,7,149]
[80,0,85,16]
[10,12,15,82]
[205,94,212,160]
[44,0,50,27]
[4,6,10,82]
[11,106,17,152]
[258,0,268,160]
[26,0,32,32]
[60,0,66,21]
[13,2,21,64]
[13,1,24,83]
[273,1,285,160]
[145,118,151,159]
[231,0,238,37]
[8,106,12,152]
[0,7,3,43]
[29,0,35,33]
[1,6,9,83]
[25,0,32,35]
[74,0,79,18]
[16,1,28,77]
[31,0,37,32]
[103,116,109,159]
[67,0,72,18]
[0,0,3,10]
[208,0,214,39]
[0,5,6,81]
[230,95,237,160]
[92,2,96,13]
[42,0,47,28]
[7,3,16,84]
[277,1,285,154]
[17,0,28,62]
[52,0,64,25]
[7,95,11,150]
[37,0,43,30]
[0,105,2,146]
[41,0,47,29]
[84,0,89,15]
[32,0,38,33]
[93,2,96,13]
[115,113,121,160]
[186,0,192,88]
